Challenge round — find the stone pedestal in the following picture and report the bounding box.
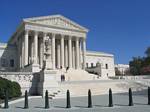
[45,60,52,70]
[32,64,40,72]
[38,70,59,96]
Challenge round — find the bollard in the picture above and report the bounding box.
[4,89,9,109]
[108,88,113,107]
[88,89,92,108]
[66,90,71,108]
[24,90,29,109]
[148,87,150,105]
[129,88,133,106]
[45,90,49,109]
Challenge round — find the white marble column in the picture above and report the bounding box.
[83,38,86,69]
[79,39,82,68]
[19,37,22,68]
[61,35,65,68]
[68,37,72,68]
[52,33,55,69]
[40,33,46,68]
[57,40,61,68]
[64,40,68,68]
[72,41,75,69]
[24,30,29,66]
[76,38,79,69]
[34,31,38,64]
[20,40,22,68]
[22,35,25,67]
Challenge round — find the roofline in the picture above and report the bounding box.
[23,14,89,32]
[8,22,25,43]
[86,50,114,57]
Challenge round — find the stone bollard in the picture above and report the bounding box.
[148,87,150,105]
[45,90,49,109]
[4,89,9,109]
[108,88,113,107]
[66,90,71,108]
[88,89,92,108]
[24,90,29,109]
[129,88,133,106]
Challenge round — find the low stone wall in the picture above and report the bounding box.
[110,75,150,80]
[86,66,101,76]
[0,72,38,95]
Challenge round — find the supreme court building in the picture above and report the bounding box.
[0,15,115,95]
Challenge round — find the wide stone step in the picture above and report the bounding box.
[54,80,148,99]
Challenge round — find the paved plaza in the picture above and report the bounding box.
[0,89,150,112]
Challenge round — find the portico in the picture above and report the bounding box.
[15,15,88,72]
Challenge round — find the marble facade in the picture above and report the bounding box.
[8,15,88,72]
[0,15,115,95]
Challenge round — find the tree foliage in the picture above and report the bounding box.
[129,47,150,75]
[115,68,121,76]
[145,47,150,57]
[0,77,22,99]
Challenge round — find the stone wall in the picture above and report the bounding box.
[0,72,39,95]
[86,51,115,77]
[0,43,18,71]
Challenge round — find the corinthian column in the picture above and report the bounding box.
[68,36,72,68]
[24,30,29,66]
[64,40,68,68]
[34,31,38,64]
[83,38,86,69]
[52,33,55,69]
[57,40,61,68]
[79,39,82,68]
[40,33,46,68]
[61,35,64,68]
[72,41,75,69]
[76,38,79,69]
[22,35,25,67]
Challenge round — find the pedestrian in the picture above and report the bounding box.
[66,67,69,73]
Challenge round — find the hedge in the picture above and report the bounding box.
[0,77,22,99]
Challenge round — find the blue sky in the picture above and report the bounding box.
[0,0,150,64]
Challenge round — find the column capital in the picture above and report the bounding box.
[68,35,72,40]
[25,30,29,35]
[61,34,65,38]
[43,32,47,37]
[52,33,56,37]
[34,31,39,36]
[76,37,79,41]
[82,38,86,41]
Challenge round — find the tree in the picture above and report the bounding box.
[115,68,121,76]
[129,46,150,75]
[0,77,21,99]
[145,47,150,57]
[124,69,131,75]
[129,57,143,75]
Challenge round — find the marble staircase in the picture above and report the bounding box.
[58,69,99,81]
[50,80,148,99]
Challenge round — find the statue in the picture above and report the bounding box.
[43,36,52,70]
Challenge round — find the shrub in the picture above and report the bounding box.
[0,77,22,99]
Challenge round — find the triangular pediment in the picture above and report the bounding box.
[23,15,88,32]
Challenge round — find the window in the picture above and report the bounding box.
[105,64,108,69]
[10,59,14,67]
[86,63,88,68]
[1,58,8,67]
